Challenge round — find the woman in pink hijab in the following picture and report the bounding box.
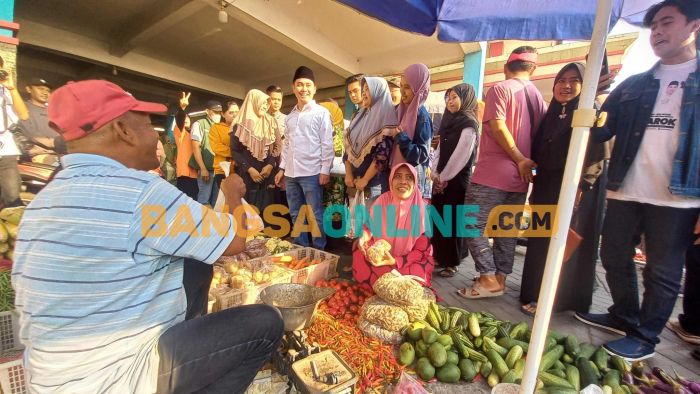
[390,63,433,198]
[352,163,435,286]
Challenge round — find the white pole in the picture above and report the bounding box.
[519,0,613,392]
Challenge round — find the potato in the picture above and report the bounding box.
[224,262,239,275]
[253,271,264,284]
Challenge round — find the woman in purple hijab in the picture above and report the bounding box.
[390,63,433,199]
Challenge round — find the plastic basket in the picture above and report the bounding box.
[249,248,339,285]
[211,260,294,311]
[0,311,26,394]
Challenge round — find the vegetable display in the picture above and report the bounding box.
[316,279,373,323]
[306,309,404,393]
[0,206,24,261]
[397,302,695,393]
[0,268,13,311]
[263,237,294,254]
[271,255,322,271]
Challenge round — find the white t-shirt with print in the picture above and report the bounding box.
[608,59,700,208]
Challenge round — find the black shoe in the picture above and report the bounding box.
[575,312,627,336]
[603,337,655,361]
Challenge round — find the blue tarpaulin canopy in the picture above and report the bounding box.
[335,1,658,392]
[337,0,649,42]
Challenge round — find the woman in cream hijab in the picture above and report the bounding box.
[230,89,281,216]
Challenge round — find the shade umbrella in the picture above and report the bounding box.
[335,1,656,392]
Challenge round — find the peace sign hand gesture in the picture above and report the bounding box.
[179,92,191,110]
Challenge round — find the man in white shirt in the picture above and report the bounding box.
[0,56,29,207]
[275,66,334,249]
[577,0,700,361]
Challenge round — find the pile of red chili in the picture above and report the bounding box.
[308,280,404,393]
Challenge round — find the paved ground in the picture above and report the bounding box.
[327,239,700,391]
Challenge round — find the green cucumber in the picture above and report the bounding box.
[593,347,611,374]
[576,356,599,389]
[497,337,530,353]
[502,370,518,384]
[603,370,621,389]
[481,361,492,377]
[486,349,510,378]
[487,371,500,388]
[564,335,581,357]
[553,360,566,371]
[468,313,481,337]
[578,343,598,360]
[514,358,526,379]
[539,345,565,372]
[483,336,509,357]
[505,345,524,369]
[548,330,567,344]
[509,321,528,340]
[565,364,581,391]
[548,369,567,379]
[539,371,575,389]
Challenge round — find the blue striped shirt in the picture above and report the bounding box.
[11,154,234,393]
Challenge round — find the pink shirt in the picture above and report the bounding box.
[470,78,546,193]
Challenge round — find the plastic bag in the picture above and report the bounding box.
[357,316,403,344]
[402,288,436,322]
[391,371,429,394]
[373,271,426,307]
[360,296,410,332]
[347,189,364,238]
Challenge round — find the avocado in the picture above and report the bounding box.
[437,334,454,348]
[416,357,435,381]
[446,351,459,366]
[428,342,448,367]
[422,327,438,344]
[436,363,461,383]
[399,342,415,366]
[415,340,429,358]
[459,358,478,381]
[407,325,423,341]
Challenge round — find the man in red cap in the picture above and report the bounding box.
[459,46,547,298]
[11,80,283,393]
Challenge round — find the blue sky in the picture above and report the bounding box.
[611,20,658,88]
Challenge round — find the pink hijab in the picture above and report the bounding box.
[393,63,430,164]
[369,163,426,257]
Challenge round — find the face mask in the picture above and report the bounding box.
[210,114,222,123]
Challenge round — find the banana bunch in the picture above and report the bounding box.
[0,206,25,261]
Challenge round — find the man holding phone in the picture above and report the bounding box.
[577,0,700,361]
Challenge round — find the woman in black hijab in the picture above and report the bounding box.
[519,62,607,315]
[431,83,480,277]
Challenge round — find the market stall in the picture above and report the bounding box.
[201,241,693,394]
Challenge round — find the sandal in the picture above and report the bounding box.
[438,267,458,277]
[520,302,537,317]
[456,280,504,299]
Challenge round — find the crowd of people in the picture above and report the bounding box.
[3,0,699,392]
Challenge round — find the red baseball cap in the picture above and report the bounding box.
[48,80,167,141]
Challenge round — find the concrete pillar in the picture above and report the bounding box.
[462,42,487,99]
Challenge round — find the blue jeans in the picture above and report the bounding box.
[197,175,217,206]
[600,199,699,346]
[157,304,283,394]
[285,175,326,249]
